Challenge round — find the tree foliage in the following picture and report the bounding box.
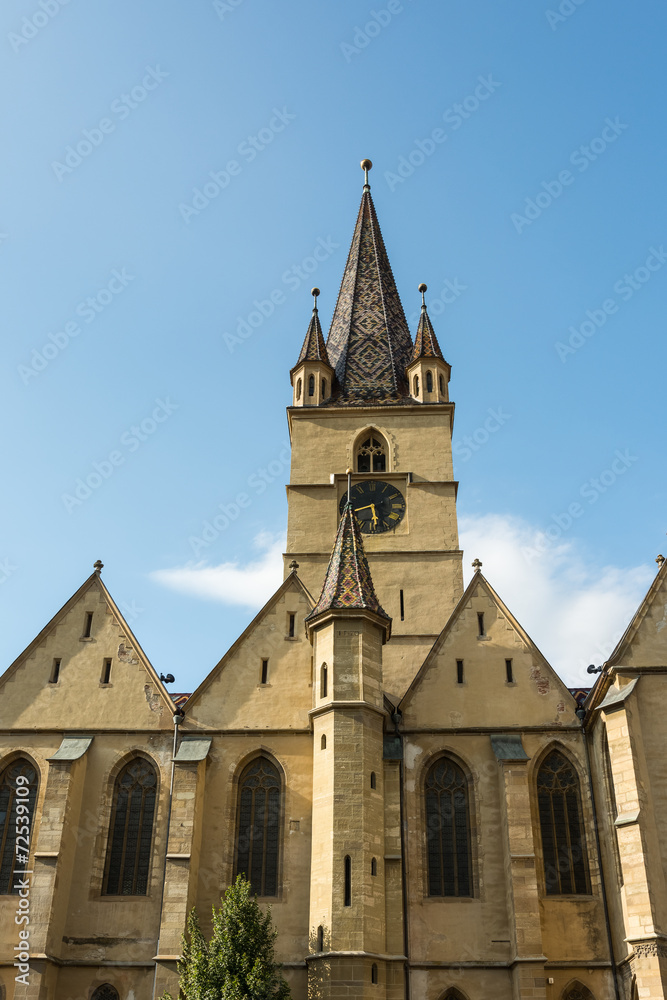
[162,875,291,1000]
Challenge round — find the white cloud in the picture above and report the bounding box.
[151,532,285,610]
[459,513,653,686]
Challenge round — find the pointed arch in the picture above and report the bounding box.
[426,370,433,393]
[234,754,283,897]
[425,755,472,897]
[91,986,120,1000]
[440,988,469,1000]
[354,427,388,473]
[102,755,158,895]
[536,747,590,895]
[0,756,39,894]
[561,980,595,1000]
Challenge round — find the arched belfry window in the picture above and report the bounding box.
[537,750,590,895]
[356,431,387,473]
[102,757,157,895]
[91,986,120,1000]
[0,757,39,894]
[425,758,472,897]
[235,756,282,897]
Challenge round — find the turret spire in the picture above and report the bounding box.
[325,162,414,405]
[411,283,446,362]
[306,501,390,627]
[293,287,329,366]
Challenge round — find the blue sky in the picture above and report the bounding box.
[1,0,665,692]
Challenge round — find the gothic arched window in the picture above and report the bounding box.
[0,757,39,894]
[296,378,302,400]
[439,374,445,395]
[537,751,590,895]
[426,370,433,393]
[322,378,327,398]
[308,375,315,397]
[562,982,595,1000]
[413,375,420,396]
[425,758,472,897]
[356,432,387,473]
[235,757,282,897]
[102,757,157,895]
[91,986,120,1000]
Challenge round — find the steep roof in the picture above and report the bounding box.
[306,503,390,623]
[411,300,447,362]
[325,183,414,405]
[292,299,331,370]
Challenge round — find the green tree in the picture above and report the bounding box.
[162,875,291,1000]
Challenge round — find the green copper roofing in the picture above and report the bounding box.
[306,502,390,621]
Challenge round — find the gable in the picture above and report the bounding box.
[607,562,667,668]
[184,575,314,729]
[400,574,577,729]
[0,574,173,730]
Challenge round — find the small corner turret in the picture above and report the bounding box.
[406,283,451,402]
[290,287,334,406]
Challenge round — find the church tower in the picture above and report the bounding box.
[285,161,463,697]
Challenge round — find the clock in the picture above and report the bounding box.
[339,480,406,534]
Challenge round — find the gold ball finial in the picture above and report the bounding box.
[360,159,373,171]
[418,283,427,293]
[311,287,320,298]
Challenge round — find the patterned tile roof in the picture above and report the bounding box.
[325,188,414,405]
[568,687,591,707]
[411,304,446,362]
[306,502,390,622]
[294,304,331,369]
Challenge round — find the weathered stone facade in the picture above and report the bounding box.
[1,169,666,1000]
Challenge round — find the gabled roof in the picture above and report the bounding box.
[605,557,667,668]
[306,503,390,623]
[292,301,331,371]
[410,301,447,363]
[399,569,576,711]
[325,184,414,405]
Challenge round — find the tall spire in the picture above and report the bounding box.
[411,283,446,362]
[325,160,414,405]
[306,501,390,626]
[293,287,330,367]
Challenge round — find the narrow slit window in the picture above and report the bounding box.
[439,374,444,394]
[371,857,377,876]
[426,370,433,393]
[399,589,405,621]
[477,612,485,636]
[321,378,327,397]
[321,734,327,750]
[49,658,61,684]
[413,375,419,396]
[317,925,324,951]
[505,659,513,683]
[261,658,269,685]
[83,612,93,638]
[101,658,112,684]
[321,663,327,698]
[371,963,378,985]
[288,613,295,638]
[308,375,315,397]
[456,659,464,684]
[370,771,376,789]
[344,855,351,906]
[296,377,302,400]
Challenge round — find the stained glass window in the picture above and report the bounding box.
[0,758,38,895]
[425,758,472,897]
[102,758,157,895]
[537,751,590,895]
[235,757,281,896]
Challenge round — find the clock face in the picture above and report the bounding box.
[339,480,406,534]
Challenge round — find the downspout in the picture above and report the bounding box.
[575,705,621,1000]
[152,705,185,1000]
[393,710,411,1000]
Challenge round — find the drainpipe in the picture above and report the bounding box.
[575,704,621,1000]
[393,710,411,1000]
[151,705,185,1000]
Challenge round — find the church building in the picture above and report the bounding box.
[1,161,666,1000]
